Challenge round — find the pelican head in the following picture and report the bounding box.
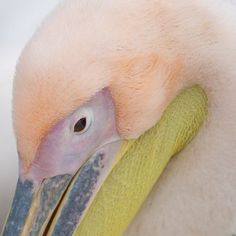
[3,1,193,235]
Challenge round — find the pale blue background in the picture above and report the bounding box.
[0,0,59,230]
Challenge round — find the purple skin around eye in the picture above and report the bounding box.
[22,88,121,184]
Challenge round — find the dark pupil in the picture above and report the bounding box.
[74,117,87,132]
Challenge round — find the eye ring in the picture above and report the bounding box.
[73,109,93,134]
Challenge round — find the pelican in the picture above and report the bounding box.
[2,0,236,235]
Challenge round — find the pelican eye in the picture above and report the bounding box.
[74,117,87,133]
[73,109,93,134]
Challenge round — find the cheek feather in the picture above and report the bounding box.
[110,53,183,139]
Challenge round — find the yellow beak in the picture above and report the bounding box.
[74,85,208,235]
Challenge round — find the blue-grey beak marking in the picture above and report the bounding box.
[2,179,34,236]
[2,175,72,236]
[28,175,72,235]
[51,152,106,236]
[2,153,111,236]
[2,142,120,236]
